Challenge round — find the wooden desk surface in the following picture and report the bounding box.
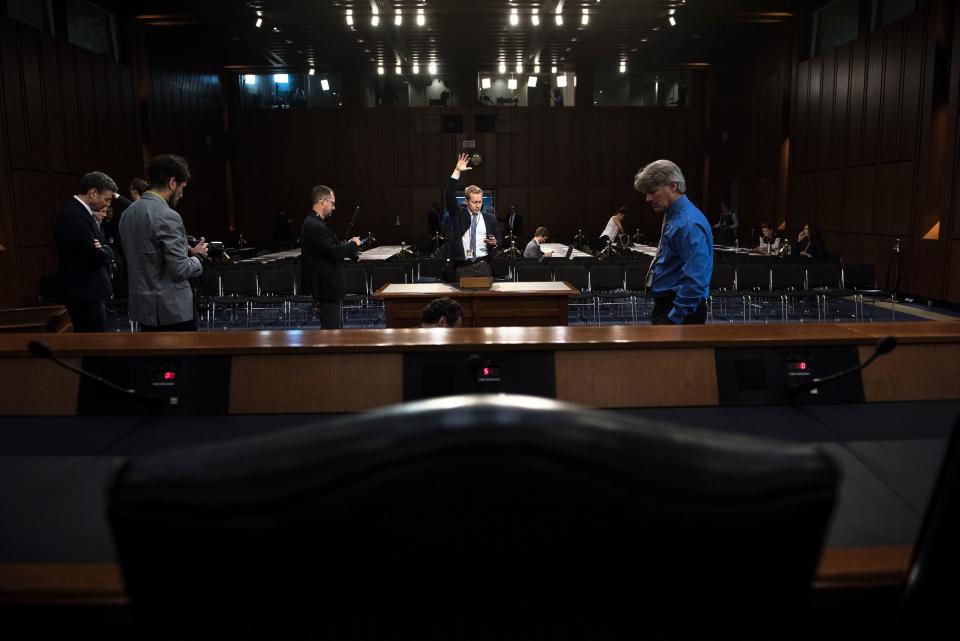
[0,321,957,357]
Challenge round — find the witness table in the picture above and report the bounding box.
[372,281,580,327]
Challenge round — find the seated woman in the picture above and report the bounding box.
[712,201,739,246]
[797,223,827,259]
[755,222,782,255]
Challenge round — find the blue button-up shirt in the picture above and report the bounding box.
[649,195,714,324]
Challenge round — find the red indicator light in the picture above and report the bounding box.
[799,362,807,370]
[164,371,176,381]
[483,367,490,376]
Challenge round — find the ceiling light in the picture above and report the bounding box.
[395,65,402,74]
[320,78,330,91]
[273,73,288,84]
[557,74,567,88]
[581,9,589,25]
[527,76,538,87]
[308,67,315,76]
[507,78,518,90]
[516,63,523,73]
[532,8,540,26]
[428,61,437,75]
[481,77,492,89]
[371,15,379,26]
[619,62,626,73]
[412,64,420,74]
[669,9,676,15]
[345,9,353,26]
[510,8,519,26]
[272,26,279,32]
[244,74,256,85]
[534,64,540,73]
[395,9,402,26]
[377,65,384,75]
[551,65,557,74]
[555,13,563,26]
[417,9,425,26]
[669,16,676,26]
[255,17,262,28]
[499,61,506,73]
[256,10,262,16]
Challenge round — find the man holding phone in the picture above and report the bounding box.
[443,153,501,279]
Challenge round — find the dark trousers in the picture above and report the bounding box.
[651,292,707,325]
[66,301,107,333]
[317,301,342,329]
[142,318,197,332]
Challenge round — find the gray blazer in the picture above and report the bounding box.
[119,192,203,326]
[523,238,544,259]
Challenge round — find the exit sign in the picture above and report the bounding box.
[462,139,476,149]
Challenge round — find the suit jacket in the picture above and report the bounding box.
[507,211,524,238]
[300,213,359,302]
[444,177,502,262]
[119,192,203,326]
[55,197,114,304]
[523,238,544,259]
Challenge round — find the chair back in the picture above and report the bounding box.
[588,264,625,291]
[896,416,960,640]
[514,264,553,282]
[843,264,877,290]
[220,269,258,296]
[341,267,369,295]
[772,263,807,291]
[258,269,295,296]
[711,263,735,289]
[371,265,408,291]
[108,395,840,639]
[736,264,772,291]
[807,263,842,290]
[552,264,589,291]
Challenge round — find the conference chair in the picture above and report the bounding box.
[588,264,631,324]
[807,263,844,322]
[736,263,777,322]
[108,394,840,641]
[552,263,593,324]
[708,262,740,322]
[894,414,960,641]
[209,268,257,328]
[248,268,296,328]
[842,264,884,321]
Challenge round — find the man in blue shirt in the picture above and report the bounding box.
[633,160,713,325]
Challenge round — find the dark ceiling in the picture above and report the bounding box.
[124,1,802,74]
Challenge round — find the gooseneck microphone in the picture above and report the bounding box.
[788,336,897,395]
[27,340,163,411]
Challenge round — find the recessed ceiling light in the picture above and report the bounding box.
[527,76,538,87]
[510,8,519,26]
[481,77,491,89]
[417,9,425,26]
[499,61,506,73]
[581,9,589,25]
[377,65,384,75]
[395,9,402,26]
[557,74,567,88]
[507,78,517,90]
[321,78,330,91]
[255,17,262,28]
[412,64,420,74]
[309,68,315,76]
[555,13,563,26]
[516,63,523,73]
[428,61,437,74]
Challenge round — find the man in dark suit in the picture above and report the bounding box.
[55,171,118,332]
[300,185,361,329]
[443,153,501,279]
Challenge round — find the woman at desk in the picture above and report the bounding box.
[797,223,827,259]
[599,207,627,247]
[712,201,738,246]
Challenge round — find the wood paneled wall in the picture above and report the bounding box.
[0,16,141,307]
[228,73,708,247]
[142,70,229,244]
[0,14,230,308]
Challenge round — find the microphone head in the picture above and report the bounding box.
[469,154,482,167]
[876,336,897,355]
[27,340,51,358]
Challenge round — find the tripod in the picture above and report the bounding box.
[501,238,523,258]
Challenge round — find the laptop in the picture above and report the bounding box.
[563,243,575,260]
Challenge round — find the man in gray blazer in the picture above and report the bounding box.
[523,227,553,259]
[119,154,208,331]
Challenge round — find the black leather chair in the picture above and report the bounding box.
[108,395,840,640]
[895,414,960,640]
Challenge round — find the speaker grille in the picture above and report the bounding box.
[734,359,768,391]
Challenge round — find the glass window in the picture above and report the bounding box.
[66,0,118,60]
[811,0,861,57]
[593,71,691,107]
[361,74,461,108]
[6,0,54,33]
[240,73,343,109]
[475,72,575,107]
[873,0,916,28]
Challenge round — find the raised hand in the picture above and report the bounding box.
[455,152,472,174]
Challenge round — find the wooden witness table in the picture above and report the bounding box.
[372,281,581,327]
